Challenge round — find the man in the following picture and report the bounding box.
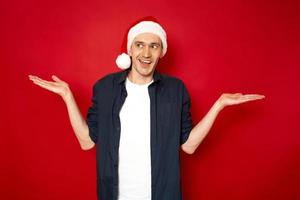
[29,19,264,200]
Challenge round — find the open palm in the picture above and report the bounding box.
[219,93,265,108]
[28,75,70,98]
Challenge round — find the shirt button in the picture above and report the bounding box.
[116,127,120,131]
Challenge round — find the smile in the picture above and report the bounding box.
[139,59,152,64]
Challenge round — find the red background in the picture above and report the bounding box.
[1,0,299,199]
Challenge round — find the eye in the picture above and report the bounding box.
[136,43,143,48]
[151,44,160,49]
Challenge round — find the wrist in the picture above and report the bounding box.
[214,98,225,112]
[62,88,73,102]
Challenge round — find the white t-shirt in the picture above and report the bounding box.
[118,77,153,200]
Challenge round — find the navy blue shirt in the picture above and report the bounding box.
[86,68,193,200]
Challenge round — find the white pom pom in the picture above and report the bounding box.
[116,53,131,69]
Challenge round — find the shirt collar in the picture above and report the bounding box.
[118,68,162,84]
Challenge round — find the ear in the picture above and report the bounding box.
[159,50,164,58]
[128,46,132,56]
[159,42,164,58]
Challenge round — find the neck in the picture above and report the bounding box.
[127,70,154,85]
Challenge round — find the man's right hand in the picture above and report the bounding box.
[28,74,95,150]
[28,75,71,101]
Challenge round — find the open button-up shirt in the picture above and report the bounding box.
[86,68,193,200]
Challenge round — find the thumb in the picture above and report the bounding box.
[51,75,63,82]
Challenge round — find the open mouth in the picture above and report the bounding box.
[138,58,152,66]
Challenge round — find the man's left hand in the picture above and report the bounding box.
[217,93,265,110]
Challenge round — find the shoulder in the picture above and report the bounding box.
[158,72,190,101]
[160,72,187,89]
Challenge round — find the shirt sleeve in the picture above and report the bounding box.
[180,82,193,145]
[86,82,99,143]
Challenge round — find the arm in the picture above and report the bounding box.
[181,93,265,154]
[29,75,95,150]
[63,91,95,150]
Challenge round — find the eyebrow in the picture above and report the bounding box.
[134,41,161,46]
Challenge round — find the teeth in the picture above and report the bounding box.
[140,59,151,64]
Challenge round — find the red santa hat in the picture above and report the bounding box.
[116,17,168,69]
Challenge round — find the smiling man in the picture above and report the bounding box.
[129,33,162,82]
[28,18,265,200]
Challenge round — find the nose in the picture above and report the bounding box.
[142,46,151,58]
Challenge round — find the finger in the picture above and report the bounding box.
[238,96,265,103]
[231,93,243,99]
[30,75,58,86]
[31,77,60,89]
[29,75,46,82]
[51,75,64,83]
[239,99,262,104]
[242,94,265,99]
[243,94,265,97]
[32,80,57,93]
[35,76,53,84]
[28,75,41,81]
[31,77,51,86]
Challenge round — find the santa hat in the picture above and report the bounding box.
[115,17,168,69]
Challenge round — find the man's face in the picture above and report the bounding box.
[129,33,163,78]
